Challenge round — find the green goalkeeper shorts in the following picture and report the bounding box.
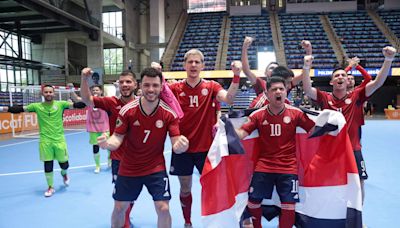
[39,141,69,162]
[89,132,109,145]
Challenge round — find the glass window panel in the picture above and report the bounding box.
[7,68,14,83]
[21,69,27,85]
[0,69,7,82]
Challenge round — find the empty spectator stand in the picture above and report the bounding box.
[328,11,390,68]
[377,10,400,67]
[220,90,257,112]
[170,12,225,71]
[279,13,337,69]
[225,12,273,70]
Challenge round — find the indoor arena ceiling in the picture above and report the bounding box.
[0,0,101,43]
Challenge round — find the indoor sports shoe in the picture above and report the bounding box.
[44,187,55,197]
[62,174,70,186]
[184,223,192,228]
[94,166,101,174]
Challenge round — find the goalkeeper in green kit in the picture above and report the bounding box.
[0,85,86,197]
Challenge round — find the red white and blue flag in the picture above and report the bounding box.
[200,109,363,228]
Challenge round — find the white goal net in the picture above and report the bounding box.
[8,85,86,138]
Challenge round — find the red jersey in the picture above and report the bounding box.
[169,79,223,153]
[249,93,291,109]
[93,96,130,160]
[241,104,314,174]
[316,86,367,151]
[254,77,267,95]
[345,64,372,126]
[114,99,180,177]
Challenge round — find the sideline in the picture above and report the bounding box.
[0,162,106,177]
[0,131,85,148]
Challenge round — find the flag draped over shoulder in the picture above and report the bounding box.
[200,116,254,227]
[200,109,362,228]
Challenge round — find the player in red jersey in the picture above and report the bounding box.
[80,67,137,228]
[301,46,397,202]
[249,66,294,109]
[168,49,240,227]
[236,77,315,228]
[98,67,189,228]
[242,37,312,95]
[345,57,372,92]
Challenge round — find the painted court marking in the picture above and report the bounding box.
[0,131,84,148]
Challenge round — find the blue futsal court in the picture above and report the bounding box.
[0,120,399,228]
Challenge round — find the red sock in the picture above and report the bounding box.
[247,205,262,228]
[279,203,295,228]
[124,203,133,228]
[180,193,192,224]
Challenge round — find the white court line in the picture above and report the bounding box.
[1,151,173,177]
[0,131,85,148]
[0,162,107,177]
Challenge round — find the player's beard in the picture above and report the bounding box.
[44,96,53,102]
[121,90,133,98]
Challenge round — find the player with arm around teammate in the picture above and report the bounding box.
[168,49,241,227]
[98,67,189,228]
[80,68,137,228]
[0,85,86,197]
[235,77,315,228]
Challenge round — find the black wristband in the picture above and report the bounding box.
[8,105,24,113]
[73,102,86,109]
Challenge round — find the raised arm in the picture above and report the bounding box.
[171,135,189,154]
[365,46,397,97]
[301,55,317,100]
[292,40,313,86]
[80,67,94,106]
[98,133,124,151]
[67,83,82,102]
[216,61,241,105]
[356,65,372,87]
[241,36,258,85]
[344,56,360,72]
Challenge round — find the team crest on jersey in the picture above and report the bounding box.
[179,92,186,97]
[345,98,352,104]
[155,120,164,128]
[283,116,291,124]
[116,118,123,128]
[201,88,208,96]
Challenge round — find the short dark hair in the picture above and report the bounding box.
[271,66,294,79]
[42,84,54,91]
[120,70,137,82]
[266,62,279,69]
[331,67,346,77]
[90,85,102,91]
[140,67,163,82]
[266,77,286,90]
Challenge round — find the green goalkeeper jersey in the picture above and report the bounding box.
[26,101,70,143]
